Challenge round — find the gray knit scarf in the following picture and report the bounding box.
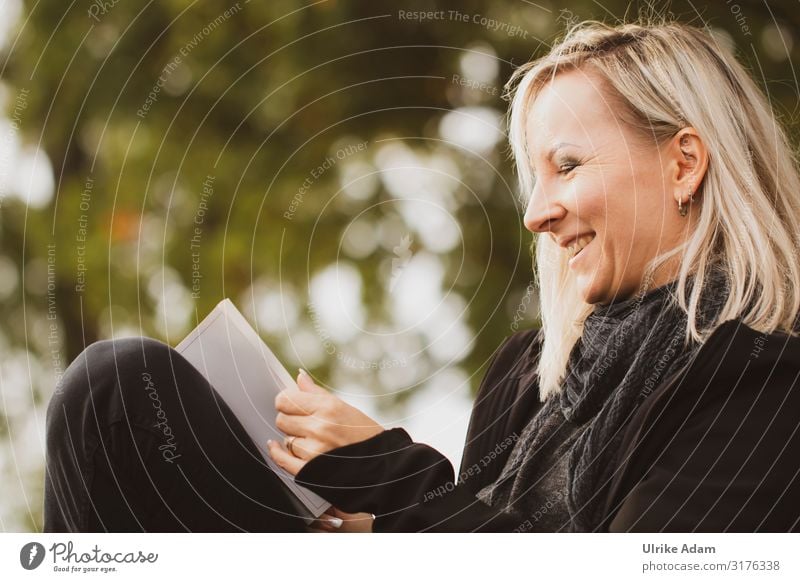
[477,270,729,531]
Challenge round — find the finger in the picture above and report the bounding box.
[275,388,326,416]
[288,436,311,460]
[321,515,343,529]
[309,518,334,532]
[275,412,327,443]
[310,513,343,531]
[297,369,328,395]
[328,506,359,520]
[275,413,327,459]
[275,411,314,437]
[289,436,326,461]
[266,439,305,476]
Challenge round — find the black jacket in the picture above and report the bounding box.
[296,320,800,532]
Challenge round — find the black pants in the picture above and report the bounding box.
[43,337,306,532]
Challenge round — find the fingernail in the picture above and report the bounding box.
[267,439,273,447]
[298,368,310,378]
[326,517,343,528]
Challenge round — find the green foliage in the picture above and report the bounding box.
[1,0,797,531]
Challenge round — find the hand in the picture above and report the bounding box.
[266,369,384,476]
[308,507,374,533]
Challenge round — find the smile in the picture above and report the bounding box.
[568,233,595,259]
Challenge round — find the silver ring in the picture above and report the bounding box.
[285,435,296,456]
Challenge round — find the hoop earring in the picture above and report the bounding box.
[678,189,692,217]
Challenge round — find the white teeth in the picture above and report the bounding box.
[569,234,594,258]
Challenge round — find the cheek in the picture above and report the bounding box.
[574,164,667,302]
[585,173,642,245]
[581,179,642,286]
[571,181,607,223]
[574,181,630,250]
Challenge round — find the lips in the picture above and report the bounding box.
[568,233,595,259]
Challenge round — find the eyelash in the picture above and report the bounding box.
[557,160,581,174]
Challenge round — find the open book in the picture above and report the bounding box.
[176,298,331,521]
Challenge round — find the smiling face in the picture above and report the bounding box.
[523,67,698,305]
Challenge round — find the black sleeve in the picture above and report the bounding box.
[294,427,524,532]
[294,329,542,532]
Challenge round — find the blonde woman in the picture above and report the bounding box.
[267,20,800,532]
[45,20,800,533]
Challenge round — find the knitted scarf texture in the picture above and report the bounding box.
[477,272,728,531]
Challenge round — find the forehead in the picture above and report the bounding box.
[525,69,620,156]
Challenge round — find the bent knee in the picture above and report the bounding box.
[80,336,173,376]
[46,336,179,459]
[50,337,170,412]
[82,336,171,372]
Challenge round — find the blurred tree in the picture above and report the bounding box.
[0,0,796,531]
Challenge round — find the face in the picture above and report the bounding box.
[523,68,690,304]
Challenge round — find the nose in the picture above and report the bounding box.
[523,180,566,234]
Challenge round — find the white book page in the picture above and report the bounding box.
[176,298,331,519]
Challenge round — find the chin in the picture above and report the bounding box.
[576,274,612,306]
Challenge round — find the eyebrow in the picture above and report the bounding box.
[545,141,581,162]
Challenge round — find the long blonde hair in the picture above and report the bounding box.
[506,20,800,400]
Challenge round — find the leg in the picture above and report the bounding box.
[43,336,306,532]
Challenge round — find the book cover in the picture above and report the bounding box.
[176,298,331,521]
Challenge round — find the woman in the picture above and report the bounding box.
[267,20,800,532]
[44,20,800,533]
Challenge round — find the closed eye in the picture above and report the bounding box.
[557,157,582,175]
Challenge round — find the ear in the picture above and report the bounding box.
[666,127,709,212]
